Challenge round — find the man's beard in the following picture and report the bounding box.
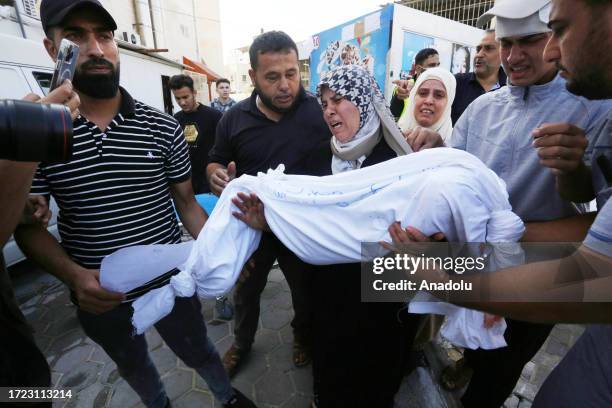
[255,81,302,114]
[564,63,612,100]
[564,17,612,100]
[73,58,121,99]
[474,60,494,78]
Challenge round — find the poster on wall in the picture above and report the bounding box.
[400,32,434,80]
[451,43,472,74]
[309,5,393,93]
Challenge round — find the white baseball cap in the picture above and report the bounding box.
[477,0,552,39]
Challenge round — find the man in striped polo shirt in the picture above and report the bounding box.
[14,1,255,407]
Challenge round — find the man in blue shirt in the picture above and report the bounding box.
[403,0,611,405]
[532,0,612,404]
[389,0,612,406]
[450,0,611,404]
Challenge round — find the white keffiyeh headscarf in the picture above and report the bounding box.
[317,65,412,174]
[398,67,457,144]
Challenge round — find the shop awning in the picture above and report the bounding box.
[183,56,223,82]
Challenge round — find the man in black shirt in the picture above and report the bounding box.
[451,29,507,124]
[169,75,235,321]
[207,31,331,377]
[170,74,222,194]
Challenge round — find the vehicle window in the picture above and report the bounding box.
[33,71,52,95]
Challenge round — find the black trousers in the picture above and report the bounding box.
[0,329,51,408]
[311,263,421,408]
[77,295,233,406]
[1,254,51,407]
[461,318,554,408]
[233,232,313,349]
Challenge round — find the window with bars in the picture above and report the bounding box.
[20,0,40,19]
[396,0,494,28]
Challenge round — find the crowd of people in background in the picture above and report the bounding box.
[1,0,611,408]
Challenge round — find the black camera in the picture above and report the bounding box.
[0,99,74,163]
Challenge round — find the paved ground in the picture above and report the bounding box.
[411,324,585,408]
[12,261,313,408]
[11,258,584,408]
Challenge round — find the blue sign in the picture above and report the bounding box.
[309,5,393,93]
[400,32,434,80]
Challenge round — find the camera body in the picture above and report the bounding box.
[0,99,73,163]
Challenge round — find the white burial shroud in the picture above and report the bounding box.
[100,148,525,349]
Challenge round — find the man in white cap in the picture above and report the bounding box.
[446,0,612,406]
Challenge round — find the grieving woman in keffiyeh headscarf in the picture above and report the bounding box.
[316,64,412,174]
[312,64,419,405]
[100,65,524,406]
[397,66,457,144]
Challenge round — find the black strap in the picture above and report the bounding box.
[123,267,182,302]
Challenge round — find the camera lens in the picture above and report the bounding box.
[0,99,73,163]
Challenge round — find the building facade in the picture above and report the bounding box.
[396,0,495,28]
[225,45,253,100]
[1,0,225,105]
[2,0,224,74]
[102,0,224,75]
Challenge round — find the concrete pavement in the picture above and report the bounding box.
[10,257,584,408]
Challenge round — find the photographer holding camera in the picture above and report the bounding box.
[0,81,79,402]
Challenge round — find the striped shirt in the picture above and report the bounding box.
[31,88,192,269]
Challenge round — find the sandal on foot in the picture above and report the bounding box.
[223,388,257,407]
[440,357,473,391]
[293,339,311,367]
[222,344,249,378]
[215,296,234,321]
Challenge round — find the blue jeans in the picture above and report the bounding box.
[77,295,233,407]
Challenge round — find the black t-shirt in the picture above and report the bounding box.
[310,137,407,405]
[313,134,397,177]
[313,137,396,272]
[174,104,222,194]
[208,89,332,177]
[451,67,507,125]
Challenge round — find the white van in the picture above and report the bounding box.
[0,33,60,267]
[0,31,187,266]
